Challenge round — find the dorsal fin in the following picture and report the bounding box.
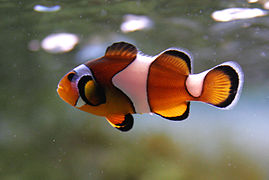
[105,42,138,59]
[156,49,192,74]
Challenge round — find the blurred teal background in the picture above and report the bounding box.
[0,0,269,179]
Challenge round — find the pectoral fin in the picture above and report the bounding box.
[106,114,134,131]
[78,76,106,106]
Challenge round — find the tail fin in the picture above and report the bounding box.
[186,61,244,109]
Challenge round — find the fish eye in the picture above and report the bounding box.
[67,72,76,81]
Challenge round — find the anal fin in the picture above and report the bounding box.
[155,102,190,121]
[106,114,134,131]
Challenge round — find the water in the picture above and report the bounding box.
[1,0,269,179]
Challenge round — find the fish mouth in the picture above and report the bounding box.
[57,82,79,107]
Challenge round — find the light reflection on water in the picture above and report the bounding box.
[41,33,79,53]
[120,14,153,33]
[33,5,61,13]
[211,8,268,22]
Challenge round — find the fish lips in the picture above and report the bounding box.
[57,73,79,107]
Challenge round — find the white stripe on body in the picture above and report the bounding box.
[112,53,156,113]
[186,71,208,97]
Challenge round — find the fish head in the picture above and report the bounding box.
[57,64,106,109]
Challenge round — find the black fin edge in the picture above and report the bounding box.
[163,50,192,73]
[213,66,239,108]
[115,114,134,132]
[156,102,190,121]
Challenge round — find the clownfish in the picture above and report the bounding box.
[57,42,244,131]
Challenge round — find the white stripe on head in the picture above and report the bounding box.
[76,96,86,108]
[73,64,93,108]
[74,64,92,77]
[112,53,156,113]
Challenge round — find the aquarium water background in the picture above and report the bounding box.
[0,0,269,179]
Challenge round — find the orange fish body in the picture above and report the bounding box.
[57,42,244,131]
